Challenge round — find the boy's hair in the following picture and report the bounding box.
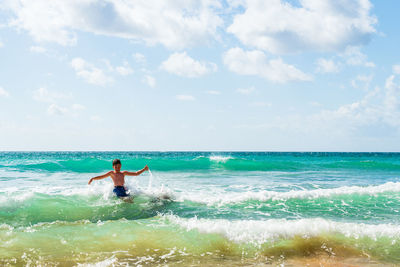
[112,159,121,166]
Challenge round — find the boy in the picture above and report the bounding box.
[88,159,149,197]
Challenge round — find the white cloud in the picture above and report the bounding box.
[30,46,46,53]
[101,59,133,76]
[206,90,221,95]
[342,46,375,67]
[223,47,312,83]
[316,58,340,73]
[5,0,77,46]
[47,103,68,116]
[115,62,133,76]
[142,75,156,88]
[227,0,377,54]
[0,41,3,48]
[46,103,86,116]
[319,87,398,130]
[5,0,222,49]
[312,72,400,133]
[310,101,322,107]
[33,87,69,102]
[315,47,374,74]
[32,88,86,117]
[351,74,373,90]
[176,94,195,101]
[161,52,217,77]
[236,87,254,95]
[251,101,271,107]
[393,65,400,75]
[237,71,400,147]
[133,53,146,64]
[70,58,113,86]
[384,74,400,113]
[71,103,86,111]
[101,59,114,72]
[0,87,10,97]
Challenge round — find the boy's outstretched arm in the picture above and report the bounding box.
[123,165,149,176]
[88,171,112,184]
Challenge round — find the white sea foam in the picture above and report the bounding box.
[209,155,234,163]
[0,173,173,205]
[77,255,117,267]
[0,189,35,206]
[176,181,400,206]
[166,215,400,245]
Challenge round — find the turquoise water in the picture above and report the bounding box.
[1,152,400,265]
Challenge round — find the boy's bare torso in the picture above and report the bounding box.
[110,171,125,186]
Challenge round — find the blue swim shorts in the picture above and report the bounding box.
[113,186,130,197]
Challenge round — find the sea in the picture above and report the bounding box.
[1,151,400,266]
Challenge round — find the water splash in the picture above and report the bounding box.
[145,169,172,200]
[148,169,153,191]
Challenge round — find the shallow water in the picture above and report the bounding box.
[1,152,400,265]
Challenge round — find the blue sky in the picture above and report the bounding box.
[1,0,400,151]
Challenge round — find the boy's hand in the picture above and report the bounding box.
[88,178,93,185]
[144,165,149,171]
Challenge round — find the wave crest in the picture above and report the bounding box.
[177,182,400,205]
[167,215,400,245]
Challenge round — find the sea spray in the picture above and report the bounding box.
[148,168,153,191]
[143,168,172,200]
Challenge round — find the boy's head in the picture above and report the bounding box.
[112,159,121,171]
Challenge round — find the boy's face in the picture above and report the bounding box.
[113,164,121,171]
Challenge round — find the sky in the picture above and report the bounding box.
[0,0,400,151]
